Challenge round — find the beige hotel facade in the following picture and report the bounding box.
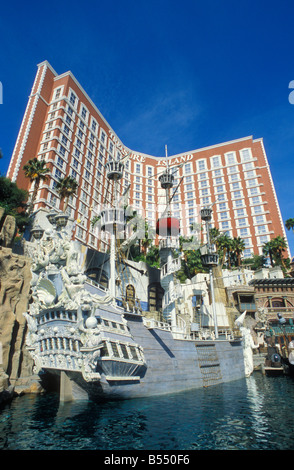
[7,61,289,258]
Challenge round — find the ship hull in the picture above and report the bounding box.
[39,313,245,401]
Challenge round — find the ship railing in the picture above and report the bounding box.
[85,277,109,292]
[159,238,179,250]
[143,318,172,331]
[161,258,181,278]
[189,328,234,341]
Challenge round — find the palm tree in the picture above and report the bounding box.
[23,158,50,212]
[55,175,78,211]
[217,233,232,267]
[262,240,275,266]
[231,237,246,267]
[262,236,288,269]
[271,235,288,269]
[285,218,294,233]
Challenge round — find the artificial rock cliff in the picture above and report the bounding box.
[0,212,43,403]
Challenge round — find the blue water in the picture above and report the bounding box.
[1,372,294,451]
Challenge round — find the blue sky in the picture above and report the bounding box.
[1,0,294,254]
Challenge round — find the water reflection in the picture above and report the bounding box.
[1,374,294,450]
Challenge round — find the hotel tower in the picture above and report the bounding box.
[7,60,289,258]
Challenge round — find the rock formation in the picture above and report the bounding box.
[0,212,43,403]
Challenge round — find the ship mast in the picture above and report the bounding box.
[157,146,181,328]
[102,149,125,298]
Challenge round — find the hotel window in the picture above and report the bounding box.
[225,152,236,165]
[215,185,225,193]
[69,92,77,106]
[243,249,252,258]
[200,188,209,197]
[231,182,241,190]
[63,125,70,136]
[235,199,245,208]
[232,190,242,199]
[218,202,227,211]
[135,163,141,174]
[211,155,221,168]
[198,172,207,181]
[184,163,192,174]
[186,191,194,199]
[59,145,66,157]
[243,238,251,247]
[216,193,226,202]
[61,135,68,147]
[258,235,269,244]
[81,106,87,120]
[240,228,249,237]
[55,168,62,179]
[248,187,260,196]
[244,170,256,179]
[197,160,206,171]
[213,169,222,177]
[238,218,247,227]
[243,162,254,171]
[215,177,223,185]
[55,88,61,99]
[221,221,230,230]
[247,178,258,187]
[220,211,229,220]
[255,215,265,224]
[230,173,240,182]
[72,158,79,170]
[186,175,193,182]
[200,180,208,188]
[67,106,74,116]
[252,205,263,214]
[76,138,82,149]
[257,225,267,234]
[57,156,64,168]
[147,166,153,177]
[228,165,238,174]
[71,169,77,178]
[201,196,210,206]
[236,208,245,217]
[251,196,261,205]
[91,120,97,133]
[100,131,106,143]
[240,148,252,162]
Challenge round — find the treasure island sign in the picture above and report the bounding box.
[109,131,194,167]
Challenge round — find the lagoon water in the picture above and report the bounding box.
[1,372,294,451]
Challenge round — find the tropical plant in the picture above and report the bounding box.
[23,158,50,211]
[242,254,267,270]
[146,245,160,268]
[262,240,274,267]
[55,175,78,211]
[230,237,246,267]
[0,176,29,232]
[262,236,288,269]
[216,233,232,267]
[285,218,294,233]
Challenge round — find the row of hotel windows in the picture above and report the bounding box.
[43,92,262,202]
